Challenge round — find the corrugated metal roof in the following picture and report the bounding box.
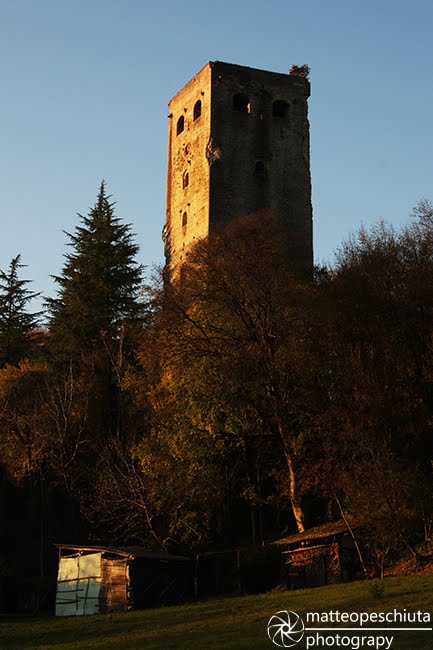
[55,544,190,561]
[272,519,355,547]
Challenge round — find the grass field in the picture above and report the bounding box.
[1,574,432,649]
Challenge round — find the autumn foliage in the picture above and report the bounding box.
[1,189,432,579]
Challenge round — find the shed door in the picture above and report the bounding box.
[100,558,128,612]
[56,552,102,616]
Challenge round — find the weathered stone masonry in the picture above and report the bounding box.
[165,61,313,275]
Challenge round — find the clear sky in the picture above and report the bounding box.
[1,0,432,312]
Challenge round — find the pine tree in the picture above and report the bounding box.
[47,182,144,439]
[48,181,144,362]
[0,255,41,366]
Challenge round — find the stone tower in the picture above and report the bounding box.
[164,61,313,276]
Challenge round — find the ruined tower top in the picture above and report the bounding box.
[164,61,313,276]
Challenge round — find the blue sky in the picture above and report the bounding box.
[1,0,432,310]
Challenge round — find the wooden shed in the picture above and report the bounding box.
[273,520,360,589]
[55,544,191,616]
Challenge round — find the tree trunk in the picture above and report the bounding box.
[334,493,367,575]
[286,451,305,533]
[273,409,306,533]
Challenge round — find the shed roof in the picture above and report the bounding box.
[273,519,354,547]
[55,544,190,562]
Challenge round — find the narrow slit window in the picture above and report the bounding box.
[182,212,188,227]
[176,116,184,135]
[273,100,288,118]
[193,100,202,120]
[233,93,250,113]
[182,171,189,189]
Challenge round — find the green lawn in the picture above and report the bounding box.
[1,574,432,649]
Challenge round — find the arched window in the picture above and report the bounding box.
[255,160,265,175]
[182,212,188,227]
[233,93,250,113]
[273,100,288,118]
[182,171,189,189]
[176,116,184,135]
[193,100,202,120]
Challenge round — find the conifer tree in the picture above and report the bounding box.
[0,255,41,366]
[48,182,144,439]
[48,181,144,362]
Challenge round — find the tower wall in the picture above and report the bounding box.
[166,63,211,268]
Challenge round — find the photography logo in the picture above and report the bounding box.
[267,610,305,647]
